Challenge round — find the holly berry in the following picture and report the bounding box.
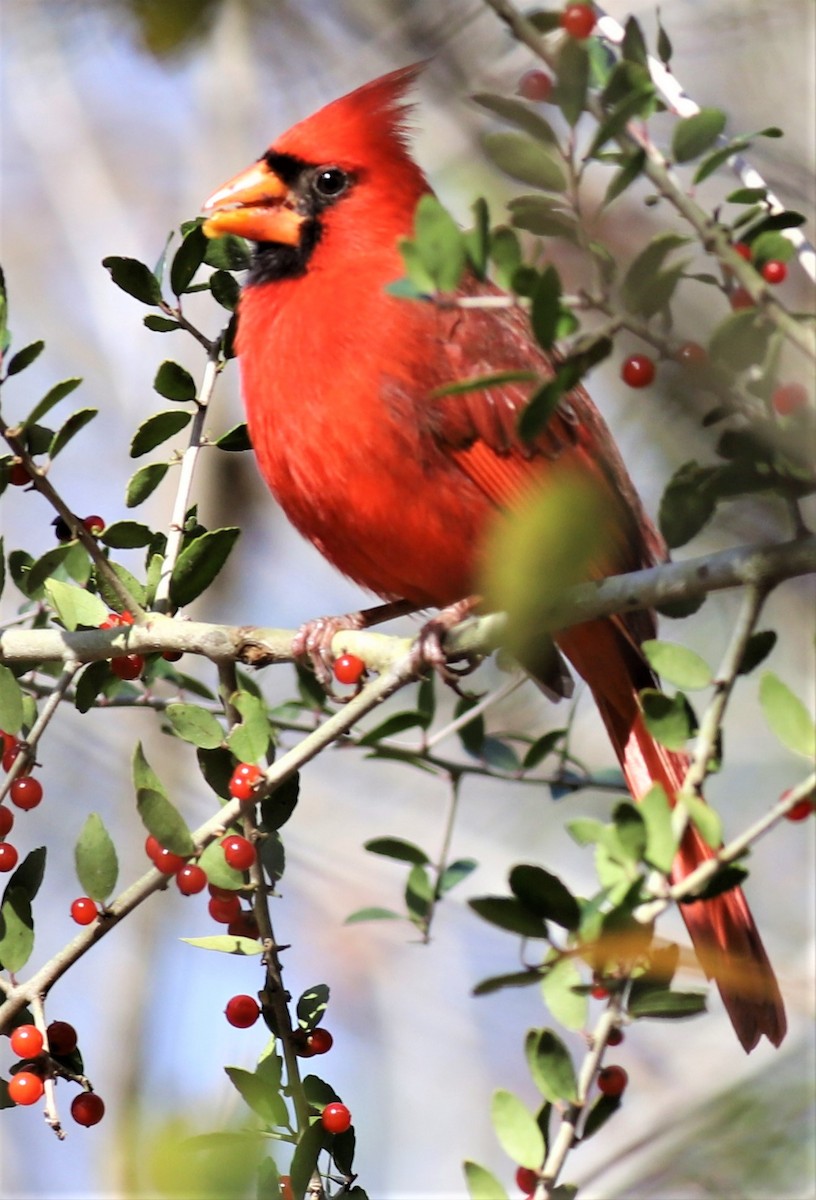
[162,650,183,662]
[46,1021,78,1056]
[761,260,786,285]
[606,1026,625,1047]
[225,994,260,1028]
[515,1166,539,1194]
[100,611,134,629]
[53,516,73,542]
[71,897,98,925]
[591,983,609,1000]
[560,3,596,38]
[222,834,256,871]
[2,736,22,772]
[145,835,162,863]
[0,807,14,838]
[333,653,365,686]
[321,1102,352,1134]
[674,341,708,367]
[771,382,808,416]
[307,1027,334,1055]
[10,1024,44,1059]
[621,354,656,388]
[734,242,752,261]
[71,1090,106,1126]
[279,1178,295,1200]
[8,1071,44,1106]
[110,654,144,681]
[729,286,754,310]
[154,846,188,875]
[229,762,263,801]
[176,863,207,895]
[783,789,814,821]
[518,69,553,103]
[208,893,242,924]
[597,1065,628,1097]
[10,776,43,811]
[82,515,105,536]
[0,843,19,872]
[8,461,31,487]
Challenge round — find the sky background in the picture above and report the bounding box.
[1,1,814,1197]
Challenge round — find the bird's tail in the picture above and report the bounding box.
[558,618,787,1053]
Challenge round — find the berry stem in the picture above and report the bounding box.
[31,995,66,1141]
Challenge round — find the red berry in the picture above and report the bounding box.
[518,69,553,103]
[229,762,263,801]
[0,807,14,838]
[222,834,256,871]
[783,789,814,821]
[561,3,595,37]
[208,893,242,924]
[621,354,656,388]
[321,1102,352,1134]
[771,382,808,416]
[730,286,754,310]
[82,515,105,536]
[307,1027,334,1055]
[154,846,188,875]
[208,882,237,899]
[8,462,31,487]
[111,654,144,681]
[145,835,162,863]
[333,653,365,686]
[53,516,73,542]
[47,1021,78,1056]
[591,984,609,1000]
[515,1166,539,1194]
[10,1025,44,1059]
[225,994,260,1028]
[176,863,207,895]
[674,341,708,367]
[71,897,98,925]
[100,611,134,629]
[162,650,183,662]
[606,1026,625,1047]
[10,776,43,811]
[761,260,786,284]
[71,1091,105,1126]
[227,910,260,939]
[2,737,22,772]
[8,1071,44,1106]
[0,843,19,872]
[597,1065,628,1097]
[280,1177,295,1200]
[734,242,752,261]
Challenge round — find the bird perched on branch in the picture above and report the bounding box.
[203,65,786,1051]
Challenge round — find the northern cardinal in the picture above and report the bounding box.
[203,65,786,1051]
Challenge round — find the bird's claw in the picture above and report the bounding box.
[291,612,365,689]
[409,599,482,691]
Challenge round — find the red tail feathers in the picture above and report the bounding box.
[561,619,787,1052]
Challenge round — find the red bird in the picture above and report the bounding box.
[203,66,786,1051]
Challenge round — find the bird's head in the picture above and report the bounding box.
[202,64,430,285]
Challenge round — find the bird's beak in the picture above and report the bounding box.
[202,160,303,244]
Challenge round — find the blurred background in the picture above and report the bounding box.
[1,1,814,1197]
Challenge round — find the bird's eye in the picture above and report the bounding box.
[312,167,350,199]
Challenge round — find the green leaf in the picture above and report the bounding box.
[658,460,718,548]
[214,423,252,452]
[165,703,224,750]
[224,1060,288,1127]
[74,661,111,712]
[144,315,180,332]
[603,147,647,206]
[656,9,673,64]
[472,92,558,143]
[6,340,45,376]
[736,630,777,676]
[508,195,577,240]
[412,195,467,293]
[708,310,773,371]
[289,1120,325,1200]
[463,1161,509,1200]
[609,801,647,863]
[541,955,588,1030]
[0,665,25,735]
[759,672,816,758]
[621,233,692,315]
[344,906,402,924]
[130,410,192,458]
[672,108,727,162]
[22,376,81,428]
[491,1089,545,1169]
[472,969,542,997]
[621,15,648,65]
[438,857,478,894]
[628,987,707,1018]
[126,461,169,507]
[582,1093,622,1140]
[364,838,429,865]
[296,983,329,1030]
[133,742,194,855]
[154,360,196,402]
[642,640,713,690]
[205,233,250,271]
[469,896,550,939]
[481,132,567,191]
[523,729,566,770]
[358,710,425,746]
[95,560,146,611]
[210,269,240,310]
[102,255,162,305]
[567,817,606,846]
[682,863,748,902]
[530,266,562,351]
[44,579,109,631]
[0,888,34,973]
[74,813,118,902]
[100,520,154,549]
[405,863,433,923]
[2,846,46,905]
[170,224,208,296]
[589,88,654,161]
[680,793,722,849]
[693,137,751,185]
[259,774,300,833]
[639,784,677,873]
[181,934,262,955]
[226,689,272,764]
[509,865,580,930]
[49,408,98,458]
[640,688,697,750]
[525,1028,578,1104]
[557,38,590,127]
[170,527,240,608]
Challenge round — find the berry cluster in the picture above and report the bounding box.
[1,730,45,875]
[5,1019,104,1125]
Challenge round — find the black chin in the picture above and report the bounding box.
[247,219,321,286]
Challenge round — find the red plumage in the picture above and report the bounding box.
[204,66,786,1051]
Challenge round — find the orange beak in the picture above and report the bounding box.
[202,160,304,244]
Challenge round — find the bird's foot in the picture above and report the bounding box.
[291,612,366,689]
[409,596,482,689]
